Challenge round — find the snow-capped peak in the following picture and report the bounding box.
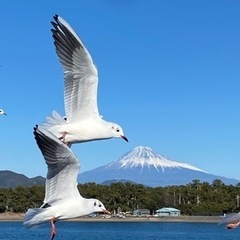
[108,146,206,173]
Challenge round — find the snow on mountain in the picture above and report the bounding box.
[78,146,239,187]
[107,146,206,173]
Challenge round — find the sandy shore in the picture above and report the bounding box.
[0,213,221,223]
[0,213,24,221]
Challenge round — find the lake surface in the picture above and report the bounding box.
[0,221,239,240]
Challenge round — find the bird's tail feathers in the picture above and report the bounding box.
[42,111,66,127]
[39,111,66,138]
[24,208,50,229]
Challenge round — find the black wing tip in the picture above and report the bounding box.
[53,14,59,21]
[51,15,60,30]
[33,125,45,145]
[33,125,38,136]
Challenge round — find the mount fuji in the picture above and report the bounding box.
[78,146,239,187]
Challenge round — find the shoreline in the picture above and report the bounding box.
[0,213,222,223]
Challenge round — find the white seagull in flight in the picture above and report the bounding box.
[0,109,6,115]
[24,126,109,240]
[219,213,240,229]
[41,15,128,146]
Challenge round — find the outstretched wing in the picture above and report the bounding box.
[51,15,99,122]
[219,213,240,225]
[34,126,81,205]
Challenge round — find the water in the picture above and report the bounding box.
[0,221,239,240]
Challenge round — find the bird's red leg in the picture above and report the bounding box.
[50,217,56,240]
[59,132,67,144]
[59,132,71,146]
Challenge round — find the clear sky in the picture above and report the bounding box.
[0,1,240,181]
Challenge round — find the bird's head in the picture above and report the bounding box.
[0,109,6,115]
[111,123,128,142]
[92,199,110,215]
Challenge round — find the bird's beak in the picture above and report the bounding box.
[121,135,128,142]
[103,209,111,215]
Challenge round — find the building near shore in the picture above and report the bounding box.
[133,209,150,217]
[155,207,180,217]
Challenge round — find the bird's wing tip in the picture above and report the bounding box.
[53,14,59,21]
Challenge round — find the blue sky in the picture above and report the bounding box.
[0,1,240,181]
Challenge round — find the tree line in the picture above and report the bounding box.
[0,179,240,216]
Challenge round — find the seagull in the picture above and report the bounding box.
[23,126,109,240]
[41,15,128,146]
[0,109,6,115]
[219,213,240,229]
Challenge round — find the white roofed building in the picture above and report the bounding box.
[155,207,180,217]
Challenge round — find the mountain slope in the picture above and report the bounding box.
[0,170,45,188]
[78,146,239,187]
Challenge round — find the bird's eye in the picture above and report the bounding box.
[116,129,120,132]
[94,202,97,206]
[99,204,102,207]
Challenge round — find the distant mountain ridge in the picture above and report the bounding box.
[79,146,240,187]
[0,170,45,188]
[1,147,239,188]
